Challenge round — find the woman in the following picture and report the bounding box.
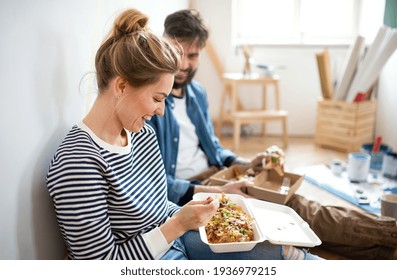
[46,8,321,260]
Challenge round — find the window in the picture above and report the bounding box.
[232,0,385,46]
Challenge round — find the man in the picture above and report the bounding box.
[148,9,263,206]
[148,9,397,259]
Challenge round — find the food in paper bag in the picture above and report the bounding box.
[262,145,285,176]
[205,193,254,244]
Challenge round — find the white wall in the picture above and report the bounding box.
[377,51,397,151]
[0,0,188,260]
[192,0,396,142]
[191,0,347,135]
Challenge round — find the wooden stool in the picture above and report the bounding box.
[217,73,288,150]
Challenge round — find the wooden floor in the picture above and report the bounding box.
[218,134,360,260]
[220,134,347,172]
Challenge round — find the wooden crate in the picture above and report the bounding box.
[314,99,376,152]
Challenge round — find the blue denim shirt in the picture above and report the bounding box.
[148,80,236,204]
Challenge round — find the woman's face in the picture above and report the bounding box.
[118,73,174,132]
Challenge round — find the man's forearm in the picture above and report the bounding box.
[193,184,222,194]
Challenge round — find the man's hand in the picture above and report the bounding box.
[219,180,254,198]
[249,153,267,167]
[194,180,254,198]
[233,154,266,168]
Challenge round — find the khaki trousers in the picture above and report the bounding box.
[287,194,397,259]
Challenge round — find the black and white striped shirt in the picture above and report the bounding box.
[47,122,180,259]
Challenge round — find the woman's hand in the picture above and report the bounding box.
[159,198,219,243]
[175,198,219,229]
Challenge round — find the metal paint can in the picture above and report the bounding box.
[347,153,371,182]
[361,143,392,170]
[382,152,397,179]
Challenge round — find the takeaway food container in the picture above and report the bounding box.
[193,193,321,253]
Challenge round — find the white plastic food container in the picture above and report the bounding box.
[193,193,321,253]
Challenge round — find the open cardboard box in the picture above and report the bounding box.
[249,169,303,204]
[208,165,261,185]
[209,166,303,205]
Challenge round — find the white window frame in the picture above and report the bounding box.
[231,0,384,47]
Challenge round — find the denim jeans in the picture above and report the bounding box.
[160,237,189,260]
[161,230,322,260]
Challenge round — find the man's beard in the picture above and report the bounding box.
[173,68,197,89]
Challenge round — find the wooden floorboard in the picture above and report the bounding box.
[219,134,348,172]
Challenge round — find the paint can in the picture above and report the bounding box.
[382,152,397,179]
[361,143,392,170]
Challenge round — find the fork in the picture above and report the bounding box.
[280,177,291,194]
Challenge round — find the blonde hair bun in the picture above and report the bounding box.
[112,9,148,39]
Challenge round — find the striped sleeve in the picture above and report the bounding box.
[47,129,160,260]
[47,154,155,259]
[167,201,181,216]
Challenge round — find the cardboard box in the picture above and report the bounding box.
[208,165,260,185]
[249,169,303,204]
[209,166,303,205]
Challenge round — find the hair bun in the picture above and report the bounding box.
[112,9,149,39]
